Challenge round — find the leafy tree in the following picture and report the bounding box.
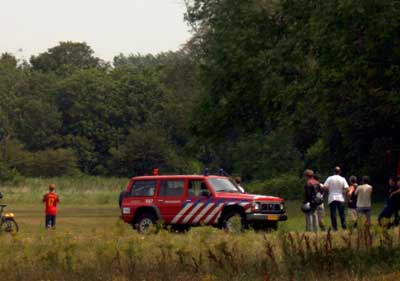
[55,69,121,173]
[109,128,182,177]
[30,41,105,75]
[185,0,400,183]
[12,71,62,150]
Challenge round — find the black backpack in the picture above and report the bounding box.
[311,184,324,206]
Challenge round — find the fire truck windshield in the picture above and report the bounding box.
[208,178,240,193]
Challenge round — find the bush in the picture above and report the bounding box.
[109,128,192,177]
[0,139,79,178]
[21,148,79,177]
[246,174,303,200]
[231,130,303,181]
[0,163,24,185]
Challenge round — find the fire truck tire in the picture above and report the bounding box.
[222,210,246,233]
[135,213,156,234]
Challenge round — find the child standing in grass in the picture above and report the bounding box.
[43,184,60,229]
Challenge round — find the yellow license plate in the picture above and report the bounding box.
[268,215,279,221]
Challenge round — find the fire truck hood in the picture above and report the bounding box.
[213,192,283,202]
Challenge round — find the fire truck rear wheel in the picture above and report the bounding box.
[135,213,156,234]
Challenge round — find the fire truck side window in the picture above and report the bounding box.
[159,180,184,197]
[130,180,156,197]
[188,180,208,197]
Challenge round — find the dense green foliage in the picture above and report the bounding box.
[185,0,400,185]
[0,43,201,181]
[1,1,400,193]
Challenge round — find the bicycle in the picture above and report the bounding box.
[0,205,19,234]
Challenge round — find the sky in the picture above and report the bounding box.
[0,0,192,62]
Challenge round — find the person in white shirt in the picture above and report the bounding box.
[355,176,373,225]
[324,166,349,231]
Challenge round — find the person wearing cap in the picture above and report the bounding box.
[303,169,319,232]
[42,184,60,229]
[324,166,349,231]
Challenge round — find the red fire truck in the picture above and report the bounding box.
[119,174,287,233]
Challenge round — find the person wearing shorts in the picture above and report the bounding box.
[355,176,373,225]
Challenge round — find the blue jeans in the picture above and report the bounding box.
[378,202,391,224]
[45,215,56,228]
[329,201,346,231]
[305,210,318,232]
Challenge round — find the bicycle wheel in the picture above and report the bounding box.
[0,218,19,234]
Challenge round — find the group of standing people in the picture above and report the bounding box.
[302,166,398,232]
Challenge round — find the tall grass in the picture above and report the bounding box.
[0,176,399,280]
[0,224,400,281]
[0,176,128,204]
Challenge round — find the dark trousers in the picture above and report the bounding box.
[378,201,391,224]
[378,199,400,226]
[329,201,346,231]
[45,215,56,228]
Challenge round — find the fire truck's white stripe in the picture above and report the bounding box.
[213,211,223,224]
[182,203,204,224]
[211,201,243,224]
[171,203,193,224]
[204,203,224,224]
[192,203,215,224]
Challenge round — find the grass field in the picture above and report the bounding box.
[0,177,399,280]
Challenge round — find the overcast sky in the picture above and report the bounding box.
[0,0,191,62]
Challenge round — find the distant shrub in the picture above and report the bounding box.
[0,163,24,185]
[21,148,79,177]
[231,130,303,182]
[0,139,79,178]
[246,174,303,200]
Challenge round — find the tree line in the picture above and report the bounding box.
[1,0,400,192]
[0,42,201,180]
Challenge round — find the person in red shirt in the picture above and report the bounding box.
[43,184,60,229]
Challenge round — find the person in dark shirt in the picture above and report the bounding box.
[390,177,400,226]
[303,169,319,232]
[313,174,325,231]
[378,176,397,226]
[347,176,358,227]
